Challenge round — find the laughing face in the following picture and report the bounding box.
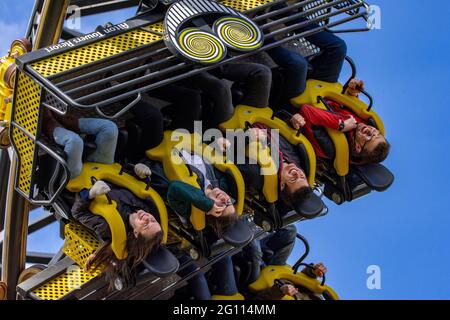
[129,210,162,239]
[279,162,309,193]
[354,123,386,155]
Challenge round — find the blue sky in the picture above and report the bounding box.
[2,0,450,300]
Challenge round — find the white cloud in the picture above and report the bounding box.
[0,20,27,56]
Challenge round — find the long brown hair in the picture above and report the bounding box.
[86,230,163,291]
[206,208,238,238]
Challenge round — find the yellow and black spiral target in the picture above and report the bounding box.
[213,16,263,52]
[177,28,227,64]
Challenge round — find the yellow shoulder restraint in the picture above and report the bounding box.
[146,130,245,231]
[66,162,169,260]
[291,80,385,176]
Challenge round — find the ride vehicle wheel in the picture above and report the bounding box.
[324,184,345,205]
[10,38,32,54]
[189,248,200,261]
[0,127,10,149]
[18,264,46,284]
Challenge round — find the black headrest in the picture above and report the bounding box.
[353,163,394,192]
[294,192,324,219]
[222,218,253,248]
[141,245,179,277]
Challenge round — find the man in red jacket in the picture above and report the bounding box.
[290,80,390,164]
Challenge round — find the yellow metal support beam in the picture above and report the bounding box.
[1,0,69,300]
[33,0,70,50]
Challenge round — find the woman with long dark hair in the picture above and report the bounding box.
[71,177,163,289]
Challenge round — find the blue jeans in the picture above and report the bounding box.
[53,118,118,178]
[243,225,297,283]
[267,15,347,108]
[178,255,238,300]
[208,255,238,296]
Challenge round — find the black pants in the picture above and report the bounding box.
[129,100,164,152]
[152,83,202,132]
[188,62,272,129]
[130,83,202,152]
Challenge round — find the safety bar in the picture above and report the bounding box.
[292,233,310,273]
[271,109,303,136]
[118,161,152,190]
[342,56,374,111]
[296,262,326,286]
[9,121,71,206]
[95,93,142,120]
[259,0,350,30]
[326,0,371,33]
[292,233,328,287]
[317,95,333,112]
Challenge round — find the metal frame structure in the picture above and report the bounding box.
[1,0,372,300]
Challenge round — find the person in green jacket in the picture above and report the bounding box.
[166,149,238,238]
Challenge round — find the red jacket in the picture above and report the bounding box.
[298,100,365,159]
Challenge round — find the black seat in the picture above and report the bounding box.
[295,192,325,219]
[277,190,325,224]
[353,163,394,192]
[141,245,180,277]
[222,218,253,248]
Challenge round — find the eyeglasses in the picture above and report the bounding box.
[354,124,378,154]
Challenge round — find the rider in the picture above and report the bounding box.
[263,2,347,111]
[252,263,328,300]
[289,84,390,164]
[165,147,238,238]
[187,62,272,129]
[71,176,163,289]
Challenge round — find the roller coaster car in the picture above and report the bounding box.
[290,58,394,204]
[248,265,338,300]
[245,233,338,300]
[220,105,326,231]
[65,162,179,277]
[146,130,253,257]
[7,0,371,300]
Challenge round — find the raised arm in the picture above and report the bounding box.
[167,181,214,219]
[299,104,343,131]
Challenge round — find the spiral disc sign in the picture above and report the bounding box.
[177,28,226,63]
[164,0,264,65]
[213,16,263,52]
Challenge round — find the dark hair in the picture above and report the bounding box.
[360,140,390,163]
[206,208,238,238]
[281,186,313,209]
[86,230,163,291]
